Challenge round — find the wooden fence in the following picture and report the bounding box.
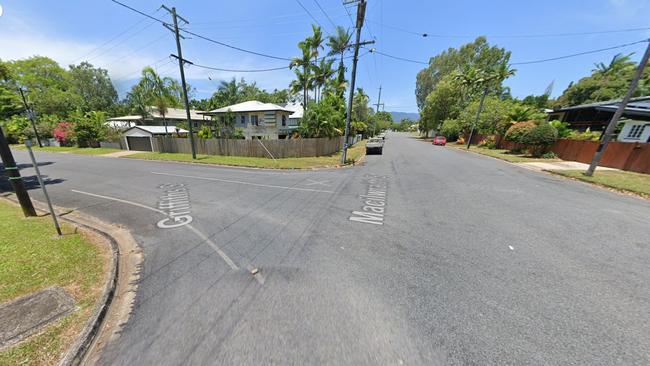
[152,137,344,158]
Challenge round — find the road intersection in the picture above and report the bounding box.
[4,133,650,365]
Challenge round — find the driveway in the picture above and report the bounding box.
[4,133,650,365]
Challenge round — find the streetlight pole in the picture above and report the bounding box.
[18,88,43,148]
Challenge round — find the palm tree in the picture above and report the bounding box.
[327,26,352,96]
[139,67,181,135]
[312,58,336,102]
[290,41,313,109]
[592,53,635,76]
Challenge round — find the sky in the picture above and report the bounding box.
[1,0,650,114]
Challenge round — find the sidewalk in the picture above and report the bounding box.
[517,161,616,172]
[102,150,140,158]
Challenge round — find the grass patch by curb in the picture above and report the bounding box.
[126,140,367,169]
[447,144,560,163]
[547,170,650,197]
[0,200,108,365]
[10,145,122,156]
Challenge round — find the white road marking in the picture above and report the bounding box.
[305,179,331,186]
[509,245,514,251]
[150,171,335,193]
[70,189,239,271]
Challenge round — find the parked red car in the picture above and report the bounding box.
[432,136,447,146]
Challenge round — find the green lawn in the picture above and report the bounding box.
[448,144,560,163]
[10,145,122,155]
[127,140,367,169]
[0,200,107,365]
[548,170,650,197]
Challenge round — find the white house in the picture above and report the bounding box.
[618,120,650,143]
[282,102,304,127]
[107,107,209,129]
[200,101,295,139]
[122,125,189,151]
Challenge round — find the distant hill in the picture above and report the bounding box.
[388,111,419,122]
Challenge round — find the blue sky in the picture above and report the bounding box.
[1,0,650,113]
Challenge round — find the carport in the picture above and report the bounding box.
[123,126,189,151]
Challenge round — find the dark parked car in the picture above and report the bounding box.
[432,136,447,146]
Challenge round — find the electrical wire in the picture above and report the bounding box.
[367,49,428,65]
[312,0,337,29]
[367,19,650,39]
[192,64,290,73]
[511,39,649,65]
[294,0,323,29]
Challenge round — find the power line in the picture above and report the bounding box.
[367,39,650,67]
[294,0,323,29]
[312,0,337,29]
[511,39,649,65]
[192,63,290,73]
[367,19,650,39]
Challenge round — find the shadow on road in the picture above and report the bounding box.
[0,161,65,192]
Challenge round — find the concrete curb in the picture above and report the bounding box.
[57,217,118,366]
[0,195,131,366]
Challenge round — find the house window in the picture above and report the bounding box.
[251,115,259,126]
[627,124,646,140]
[220,116,225,124]
[240,115,246,125]
[282,115,287,126]
[193,121,198,128]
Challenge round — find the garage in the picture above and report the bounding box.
[122,126,189,151]
[126,136,153,151]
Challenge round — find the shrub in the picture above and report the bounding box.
[521,123,558,156]
[478,135,497,149]
[549,120,571,138]
[1,115,31,143]
[440,118,462,141]
[504,121,537,143]
[54,122,76,146]
[197,125,213,139]
[567,128,601,141]
[541,151,558,159]
[74,111,107,147]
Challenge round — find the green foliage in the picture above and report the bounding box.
[478,135,497,149]
[555,53,649,107]
[351,121,368,135]
[68,62,117,112]
[415,37,512,110]
[1,115,31,143]
[567,128,601,141]
[206,78,291,110]
[232,128,245,140]
[390,119,414,132]
[298,94,345,138]
[420,75,463,136]
[505,121,537,143]
[197,125,213,139]
[508,103,545,122]
[72,111,107,147]
[521,94,550,109]
[541,151,558,159]
[520,123,558,156]
[549,120,571,138]
[440,119,462,140]
[458,96,514,136]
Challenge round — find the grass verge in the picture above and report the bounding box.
[547,169,650,198]
[447,144,560,163]
[126,140,367,169]
[10,145,122,155]
[0,200,108,365]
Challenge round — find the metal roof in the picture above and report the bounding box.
[283,102,304,119]
[202,100,293,114]
[596,99,650,118]
[125,126,189,135]
[108,107,207,121]
[552,96,650,113]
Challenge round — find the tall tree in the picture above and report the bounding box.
[290,41,314,108]
[312,58,336,102]
[68,62,118,112]
[327,26,352,97]
[132,67,182,134]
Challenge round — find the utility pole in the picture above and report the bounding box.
[0,125,36,217]
[586,40,650,176]
[341,0,373,164]
[467,86,489,149]
[162,5,197,159]
[372,85,384,137]
[18,88,42,148]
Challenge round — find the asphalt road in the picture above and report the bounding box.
[3,133,650,365]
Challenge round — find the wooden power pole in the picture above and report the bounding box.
[0,126,36,216]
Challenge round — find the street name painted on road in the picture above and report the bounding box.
[156,183,193,229]
[349,174,389,225]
